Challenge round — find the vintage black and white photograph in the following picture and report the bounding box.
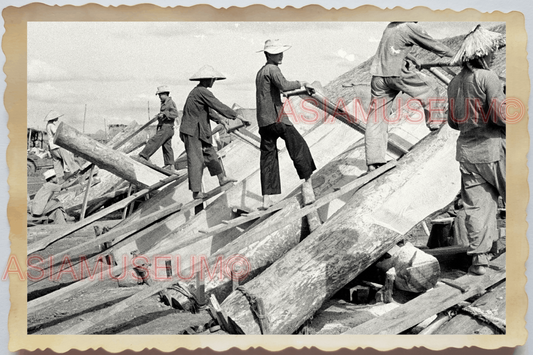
[15,7,522,350]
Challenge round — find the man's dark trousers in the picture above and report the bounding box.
[259,122,316,195]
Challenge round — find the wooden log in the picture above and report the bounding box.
[220,125,461,334]
[57,197,303,334]
[57,122,149,210]
[54,122,167,187]
[27,174,183,255]
[343,253,506,335]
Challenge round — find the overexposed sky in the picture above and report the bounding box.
[28,21,502,133]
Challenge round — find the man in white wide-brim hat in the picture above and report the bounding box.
[44,110,80,183]
[138,85,179,171]
[447,25,506,276]
[180,65,247,199]
[365,22,456,173]
[255,39,316,210]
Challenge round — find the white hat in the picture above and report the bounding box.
[43,169,56,180]
[44,110,63,122]
[155,85,170,95]
[189,65,227,81]
[257,39,291,54]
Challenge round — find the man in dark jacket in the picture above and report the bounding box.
[256,39,316,209]
[139,86,179,171]
[180,65,243,199]
[365,22,455,171]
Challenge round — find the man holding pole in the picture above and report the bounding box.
[365,22,455,172]
[180,65,244,199]
[256,39,316,210]
[138,86,179,171]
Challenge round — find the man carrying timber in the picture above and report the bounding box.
[365,22,455,172]
[447,25,506,275]
[256,39,316,210]
[138,86,179,172]
[180,65,245,199]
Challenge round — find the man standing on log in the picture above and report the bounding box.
[447,25,506,276]
[138,86,179,172]
[256,39,316,210]
[45,110,81,184]
[365,22,455,172]
[180,65,244,199]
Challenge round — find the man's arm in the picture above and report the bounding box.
[407,23,455,58]
[201,88,238,121]
[484,71,506,127]
[159,99,179,121]
[270,66,303,92]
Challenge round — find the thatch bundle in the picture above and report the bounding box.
[450,24,505,65]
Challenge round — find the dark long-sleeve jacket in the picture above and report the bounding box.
[159,96,179,124]
[447,67,506,164]
[370,22,455,77]
[180,85,238,144]
[256,63,301,127]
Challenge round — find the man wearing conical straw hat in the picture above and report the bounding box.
[365,22,456,172]
[180,65,245,199]
[44,110,81,184]
[447,25,506,276]
[256,39,317,210]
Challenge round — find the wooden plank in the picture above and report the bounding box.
[27,174,183,255]
[343,253,506,335]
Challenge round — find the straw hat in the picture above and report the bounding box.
[189,65,227,81]
[155,85,170,95]
[43,169,56,180]
[450,25,505,65]
[257,39,291,54]
[44,110,64,122]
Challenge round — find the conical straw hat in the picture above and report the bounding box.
[189,65,226,81]
[44,110,64,122]
[450,25,505,65]
[257,39,291,54]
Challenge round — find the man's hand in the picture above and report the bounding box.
[238,114,252,127]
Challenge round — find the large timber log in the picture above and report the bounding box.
[54,122,167,187]
[221,124,461,334]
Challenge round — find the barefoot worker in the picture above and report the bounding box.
[365,22,455,172]
[447,25,506,275]
[256,39,316,210]
[138,86,179,172]
[45,110,81,184]
[180,65,240,199]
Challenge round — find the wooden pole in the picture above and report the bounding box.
[83,104,87,133]
[220,125,462,334]
[79,165,95,220]
[54,122,166,187]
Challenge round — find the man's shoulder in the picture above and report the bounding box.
[258,63,280,75]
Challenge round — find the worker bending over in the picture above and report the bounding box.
[29,169,72,224]
[365,22,455,171]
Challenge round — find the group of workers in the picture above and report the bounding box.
[36,22,506,277]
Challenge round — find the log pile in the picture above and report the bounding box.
[27,25,508,336]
